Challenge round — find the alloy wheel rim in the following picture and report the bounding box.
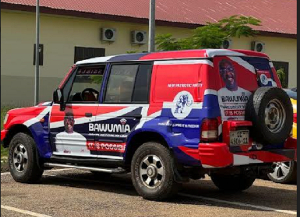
[13,144,28,172]
[269,161,291,180]
[139,155,164,188]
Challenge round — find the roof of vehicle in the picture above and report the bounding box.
[76,49,269,65]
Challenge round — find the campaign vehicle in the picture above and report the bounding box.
[268,88,297,184]
[1,49,296,200]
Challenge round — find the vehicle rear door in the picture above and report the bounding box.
[214,56,277,121]
[214,56,258,121]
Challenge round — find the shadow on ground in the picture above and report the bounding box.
[37,171,297,213]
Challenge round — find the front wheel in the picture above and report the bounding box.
[8,133,44,183]
[131,142,180,201]
[211,173,255,191]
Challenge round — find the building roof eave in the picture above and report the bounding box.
[1,2,297,39]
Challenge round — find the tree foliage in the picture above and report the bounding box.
[91,75,103,84]
[155,15,261,50]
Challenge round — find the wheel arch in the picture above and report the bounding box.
[3,124,33,148]
[124,130,171,166]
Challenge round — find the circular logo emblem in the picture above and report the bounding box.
[260,74,268,85]
[171,91,193,119]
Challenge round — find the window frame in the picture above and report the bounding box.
[272,61,289,88]
[102,61,153,104]
[61,64,107,104]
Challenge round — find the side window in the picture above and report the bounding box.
[67,66,105,103]
[104,64,152,103]
[132,64,152,103]
[104,65,138,103]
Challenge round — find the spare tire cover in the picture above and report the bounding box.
[245,87,293,144]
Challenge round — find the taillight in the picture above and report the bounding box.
[201,118,218,142]
[293,113,297,123]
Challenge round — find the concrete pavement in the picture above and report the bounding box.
[1,169,297,217]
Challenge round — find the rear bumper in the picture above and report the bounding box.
[284,137,297,161]
[179,143,296,168]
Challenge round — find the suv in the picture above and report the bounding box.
[1,49,296,200]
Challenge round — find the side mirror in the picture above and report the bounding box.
[53,88,62,103]
[53,88,66,111]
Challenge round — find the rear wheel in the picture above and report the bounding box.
[268,161,297,184]
[8,133,44,183]
[131,142,180,201]
[211,173,255,191]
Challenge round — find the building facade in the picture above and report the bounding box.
[1,0,296,106]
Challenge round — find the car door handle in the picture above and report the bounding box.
[133,114,142,119]
[85,113,93,117]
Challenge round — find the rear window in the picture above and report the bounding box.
[241,57,275,87]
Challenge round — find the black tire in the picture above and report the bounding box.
[267,161,297,184]
[245,87,293,144]
[131,142,180,201]
[211,173,255,191]
[8,133,44,183]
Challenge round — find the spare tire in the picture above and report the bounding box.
[245,87,293,144]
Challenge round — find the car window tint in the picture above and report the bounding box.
[132,64,152,103]
[104,65,138,103]
[68,67,105,103]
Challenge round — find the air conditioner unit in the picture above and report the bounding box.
[221,39,232,49]
[251,41,265,52]
[131,31,147,44]
[101,28,116,42]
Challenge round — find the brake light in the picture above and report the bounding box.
[293,113,297,123]
[201,118,218,142]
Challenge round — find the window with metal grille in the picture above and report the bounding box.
[74,47,105,63]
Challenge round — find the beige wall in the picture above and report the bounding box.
[1,10,297,106]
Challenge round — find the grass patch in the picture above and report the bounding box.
[1,107,13,163]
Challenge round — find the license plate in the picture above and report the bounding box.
[230,130,249,146]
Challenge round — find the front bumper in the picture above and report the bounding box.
[179,143,296,168]
[1,129,7,142]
